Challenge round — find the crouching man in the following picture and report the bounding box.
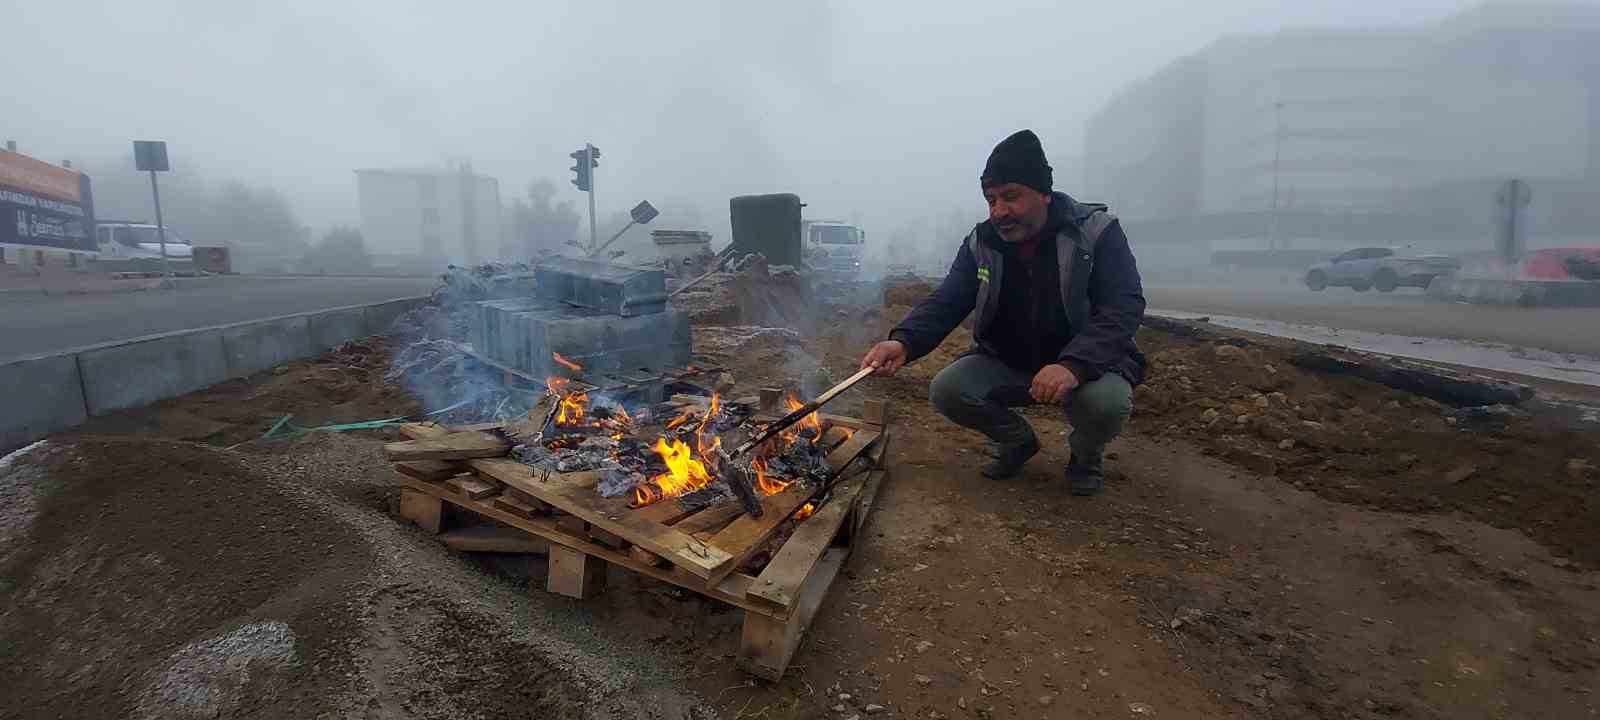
[860,129,1146,495]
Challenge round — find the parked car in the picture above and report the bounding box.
[1305,247,1460,292]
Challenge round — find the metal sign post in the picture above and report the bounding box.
[133,141,171,277]
[586,200,659,258]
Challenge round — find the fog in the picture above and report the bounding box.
[5,0,1492,255]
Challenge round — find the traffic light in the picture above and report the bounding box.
[569,144,600,192]
[569,147,592,191]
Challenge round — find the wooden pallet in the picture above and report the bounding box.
[392,398,890,680]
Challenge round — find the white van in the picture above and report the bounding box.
[95,222,194,261]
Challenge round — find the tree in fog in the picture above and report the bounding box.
[505,180,581,257]
[300,226,369,274]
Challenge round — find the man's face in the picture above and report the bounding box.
[984,183,1051,243]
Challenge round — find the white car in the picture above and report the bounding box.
[94,222,193,261]
[1305,247,1460,293]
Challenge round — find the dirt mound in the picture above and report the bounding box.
[881,279,934,308]
[0,438,374,719]
[0,435,699,719]
[1131,325,1600,566]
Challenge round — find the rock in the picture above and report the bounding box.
[1443,464,1477,484]
[1234,414,1250,425]
[844,715,862,720]
[1267,391,1288,405]
[915,640,935,654]
[1397,453,1419,465]
[833,705,846,713]
[915,674,934,687]
[1264,364,1278,375]
[1129,702,1155,715]
[865,704,886,713]
[1567,458,1595,479]
[1038,695,1056,707]
[839,694,852,702]
[1495,494,1515,503]
[1213,345,1249,362]
[714,372,736,394]
[1252,394,1270,408]
[1200,408,1220,423]
[1301,420,1324,429]
[1278,439,1295,450]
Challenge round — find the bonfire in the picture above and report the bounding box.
[509,354,840,515]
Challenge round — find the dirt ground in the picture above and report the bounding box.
[3,293,1598,719]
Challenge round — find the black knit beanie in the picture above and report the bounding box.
[980,129,1052,194]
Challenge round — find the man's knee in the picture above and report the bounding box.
[928,362,974,417]
[1067,374,1133,432]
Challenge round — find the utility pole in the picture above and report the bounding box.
[1270,101,1284,251]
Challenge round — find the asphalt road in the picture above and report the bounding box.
[1145,282,1600,358]
[0,276,435,362]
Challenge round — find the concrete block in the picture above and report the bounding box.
[307,307,371,351]
[523,308,692,376]
[222,316,313,378]
[79,330,230,414]
[0,354,87,451]
[364,297,428,336]
[535,257,668,316]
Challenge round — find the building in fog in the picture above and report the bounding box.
[1084,3,1600,261]
[355,164,501,270]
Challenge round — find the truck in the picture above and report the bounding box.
[801,219,866,279]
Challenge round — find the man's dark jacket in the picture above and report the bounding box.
[889,192,1147,385]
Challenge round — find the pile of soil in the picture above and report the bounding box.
[1131,325,1600,566]
[0,434,707,719]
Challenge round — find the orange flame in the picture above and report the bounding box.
[753,457,791,495]
[665,410,696,430]
[631,437,715,506]
[556,390,588,425]
[778,393,823,446]
[792,502,816,521]
[695,394,722,458]
[552,352,583,372]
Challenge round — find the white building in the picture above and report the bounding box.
[355,164,502,268]
[1084,3,1600,251]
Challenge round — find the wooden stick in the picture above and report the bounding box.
[730,366,874,458]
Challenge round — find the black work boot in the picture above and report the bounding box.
[1066,451,1105,496]
[980,434,1040,480]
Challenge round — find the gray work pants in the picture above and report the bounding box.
[928,353,1133,461]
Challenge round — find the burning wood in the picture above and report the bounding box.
[512,361,852,521]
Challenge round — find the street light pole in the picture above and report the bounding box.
[1271,101,1284,251]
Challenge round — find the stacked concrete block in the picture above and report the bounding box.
[534,256,669,317]
[474,258,691,378]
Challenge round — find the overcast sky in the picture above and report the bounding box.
[5,0,1509,247]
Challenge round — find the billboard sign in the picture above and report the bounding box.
[0,149,95,253]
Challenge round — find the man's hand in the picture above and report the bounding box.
[1030,363,1079,404]
[861,340,908,376]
